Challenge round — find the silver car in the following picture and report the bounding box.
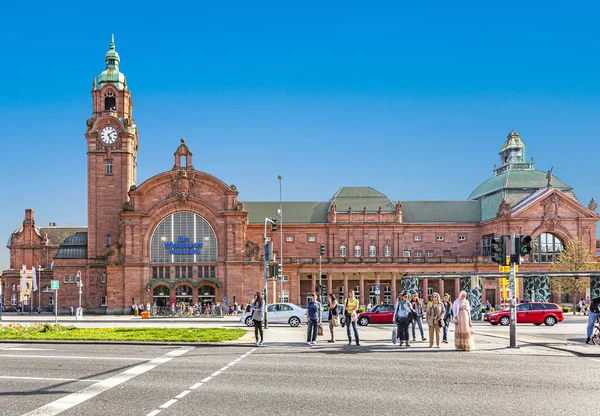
[240,303,305,327]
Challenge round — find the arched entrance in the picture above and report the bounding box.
[198,285,216,307]
[153,286,170,307]
[175,285,193,306]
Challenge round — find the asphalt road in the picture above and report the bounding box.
[0,325,598,416]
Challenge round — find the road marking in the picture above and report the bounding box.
[21,347,193,416]
[1,347,56,351]
[189,382,203,389]
[159,399,177,409]
[592,359,600,363]
[175,390,191,399]
[0,376,101,382]
[146,410,161,416]
[0,354,149,361]
[200,376,213,382]
[210,371,222,377]
[219,365,229,371]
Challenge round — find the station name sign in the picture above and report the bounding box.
[164,236,203,255]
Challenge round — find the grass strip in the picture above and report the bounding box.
[0,325,247,342]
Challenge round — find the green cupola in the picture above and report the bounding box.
[494,131,534,175]
[96,34,126,90]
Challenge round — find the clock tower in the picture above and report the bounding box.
[86,35,138,259]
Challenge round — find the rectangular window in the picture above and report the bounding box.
[204,266,210,278]
[107,235,112,245]
[188,266,193,278]
[69,274,74,284]
[369,245,376,257]
[63,275,68,284]
[426,250,434,257]
[159,267,164,279]
[286,237,294,242]
[339,246,347,257]
[482,234,493,256]
[100,273,106,283]
[181,267,186,278]
[403,250,411,257]
[485,289,496,305]
[459,235,466,241]
[101,296,107,306]
[384,245,392,257]
[48,296,54,306]
[415,250,423,257]
[210,266,215,279]
[165,267,171,280]
[281,290,289,303]
[308,237,316,242]
[175,266,180,279]
[414,236,421,241]
[11,294,17,305]
[354,246,361,257]
[152,267,157,279]
[198,266,203,278]
[436,236,444,241]
[106,160,113,175]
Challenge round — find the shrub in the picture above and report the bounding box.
[357,308,365,313]
[561,306,571,313]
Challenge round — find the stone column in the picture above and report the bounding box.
[375,272,381,304]
[327,272,333,297]
[359,272,365,306]
[391,272,398,300]
[438,278,445,297]
[420,278,429,298]
[343,273,349,301]
[454,278,460,299]
[311,273,316,296]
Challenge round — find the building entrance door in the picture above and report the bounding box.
[198,285,216,307]
[153,286,170,307]
[175,285,193,306]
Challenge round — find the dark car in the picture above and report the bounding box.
[484,302,564,326]
[356,304,395,326]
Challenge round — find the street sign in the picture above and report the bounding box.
[375,285,380,295]
[50,280,59,290]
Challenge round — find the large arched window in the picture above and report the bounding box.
[531,233,564,263]
[150,212,217,263]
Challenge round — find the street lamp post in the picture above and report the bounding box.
[38,264,42,313]
[77,270,83,320]
[277,175,283,303]
[0,280,3,321]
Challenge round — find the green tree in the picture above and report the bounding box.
[548,239,600,314]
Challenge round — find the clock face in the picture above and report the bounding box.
[100,126,118,144]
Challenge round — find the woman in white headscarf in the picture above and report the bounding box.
[453,290,474,351]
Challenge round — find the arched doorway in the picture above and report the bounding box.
[198,285,216,308]
[153,286,170,307]
[175,285,193,306]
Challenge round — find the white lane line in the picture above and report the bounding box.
[189,382,203,389]
[0,354,149,361]
[175,390,191,399]
[146,410,162,416]
[21,347,193,416]
[210,371,222,377]
[2,347,56,351]
[592,359,600,363]
[219,366,229,371]
[0,376,101,383]
[159,399,177,409]
[200,376,213,382]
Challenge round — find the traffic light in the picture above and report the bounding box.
[270,218,278,232]
[513,235,533,264]
[491,235,507,265]
[276,263,282,278]
[319,244,325,256]
[264,242,273,261]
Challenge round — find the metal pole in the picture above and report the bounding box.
[509,233,517,348]
[319,254,322,304]
[0,280,3,321]
[38,265,41,313]
[78,270,82,320]
[54,289,58,324]
[263,218,269,329]
[278,175,283,303]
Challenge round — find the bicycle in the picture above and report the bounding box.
[591,316,600,345]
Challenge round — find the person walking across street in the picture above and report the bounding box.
[586,296,600,344]
[410,292,426,342]
[69,305,74,316]
[453,290,474,351]
[393,292,413,346]
[306,293,322,345]
[343,290,360,346]
[426,293,446,348]
[442,293,453,344]
[251,292,265,346]
[327,293,339,343]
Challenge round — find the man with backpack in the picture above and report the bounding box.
[586,296,599,344]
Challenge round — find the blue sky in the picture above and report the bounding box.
[1,1,599,271]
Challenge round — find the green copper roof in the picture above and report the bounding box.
[468,170,571,200]
[330,186,396,212]
[399,201,481,223]
[244,202,329,224]
[501,131,525,152]
[97,34,126,90]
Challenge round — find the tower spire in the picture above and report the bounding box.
[97,34,125,89]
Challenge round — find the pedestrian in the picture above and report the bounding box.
[342,290,360,346]
[453,290,474,351]
[578,298,586,316]
[442,293,453,344]
[133,303,139,317]
[131,303,136,315]
[485,299,492,314]
[585,296,600,344]
[69,305,74,316]
[138,302,144,313]
[327,293,339,342]
[393,292,413,346]
[17,303,22,315]
[306,293,322,345]
[410,292,426,342]
[426,293,446,348]
[146,302,151,313]
[366,302,373,311]
[251,292,265,346]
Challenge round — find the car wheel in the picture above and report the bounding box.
[499,316,510,326]
[534,323,542,326]
[289,316,301,327]
[544,316,557,326]
[358,317,370,326]
[490,322,499,326]
[245,317,254,327]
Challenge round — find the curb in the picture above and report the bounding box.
[476,331,600,357]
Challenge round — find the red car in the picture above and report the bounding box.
[484,302,564,326]
[357,304,395,326]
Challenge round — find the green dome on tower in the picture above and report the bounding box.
[97,34,126,90]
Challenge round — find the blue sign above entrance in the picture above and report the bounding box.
[164,236,203,255]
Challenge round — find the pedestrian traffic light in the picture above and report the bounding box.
[513,234,532,264]
[270,218,278,232]
[276,263,282,278]
[319,244,325,256]
[491,235,507,265]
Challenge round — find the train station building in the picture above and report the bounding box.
[3,38,600,315]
